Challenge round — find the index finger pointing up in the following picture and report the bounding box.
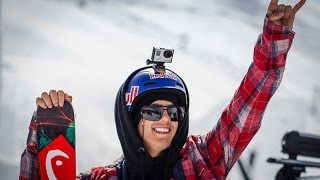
[269,0,279,6]
[268,0,279,11]
[268,0,279,16]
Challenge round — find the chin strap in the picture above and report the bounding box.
[140,119,146,180]
[141,119,145,141]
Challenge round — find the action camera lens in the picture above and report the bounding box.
[163,50,173,58]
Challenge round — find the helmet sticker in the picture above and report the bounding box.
[126,86,139,106]
[149,73,177,81]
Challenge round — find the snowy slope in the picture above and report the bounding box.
[1,0,320,179]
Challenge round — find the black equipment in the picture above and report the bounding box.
[267,131,320,180]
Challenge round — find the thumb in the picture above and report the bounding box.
[64,93,73,104]
[268,11,285,22]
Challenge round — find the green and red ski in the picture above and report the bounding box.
[36,101,75,180]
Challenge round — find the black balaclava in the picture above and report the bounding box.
[114,67,189,180]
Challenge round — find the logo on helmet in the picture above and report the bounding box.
[149,73,178,81]
[126,86,139,106]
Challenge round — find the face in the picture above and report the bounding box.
[137,100,178,157]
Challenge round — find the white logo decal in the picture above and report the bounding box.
[126,86,139,105]
[149,73,177,80]
[46,149,69,180]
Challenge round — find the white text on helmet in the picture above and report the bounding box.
[149,74,178,81]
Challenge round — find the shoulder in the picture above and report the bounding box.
[180,135,206,155]
[106,166,118,178]
[78,157,124,180]
[184,135,206,148]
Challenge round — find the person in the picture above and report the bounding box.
[19,0,306,179]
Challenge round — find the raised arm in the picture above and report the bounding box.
[19,90,72,179]
[188,0,306,178]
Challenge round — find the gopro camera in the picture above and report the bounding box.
[150,47,174,64]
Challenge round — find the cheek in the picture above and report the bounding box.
[137,120,153,137]
[137,120,143,137]
[172,122,179,135]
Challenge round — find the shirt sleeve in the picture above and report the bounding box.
[19,111,40,180]
[77,172,91,180]
[203,18,294,176]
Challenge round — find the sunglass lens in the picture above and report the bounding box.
[170,107,186,121]
[168,107,179,121]
[141,106,186,121]
[178,107,185,121]
[141,106,162,121]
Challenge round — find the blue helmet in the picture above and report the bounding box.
[125,66,189,112]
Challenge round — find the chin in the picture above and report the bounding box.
[155,143,171,151]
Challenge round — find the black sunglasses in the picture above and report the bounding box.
[140,105,186,121]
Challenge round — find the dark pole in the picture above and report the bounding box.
[0,0,2,107]
[238,159,251,180]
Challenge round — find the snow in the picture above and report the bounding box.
[1,0,320,179]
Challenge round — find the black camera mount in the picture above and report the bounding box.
[267,131,320,180]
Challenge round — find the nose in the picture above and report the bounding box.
[159,109,171,123]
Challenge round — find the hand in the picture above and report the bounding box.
[267,0,306,29]
[36,90,72,108]
[90,167,107,180]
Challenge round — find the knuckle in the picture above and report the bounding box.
[279,4,285,10]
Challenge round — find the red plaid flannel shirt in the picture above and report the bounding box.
[20,18,294,180]
[19,112,40,180]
